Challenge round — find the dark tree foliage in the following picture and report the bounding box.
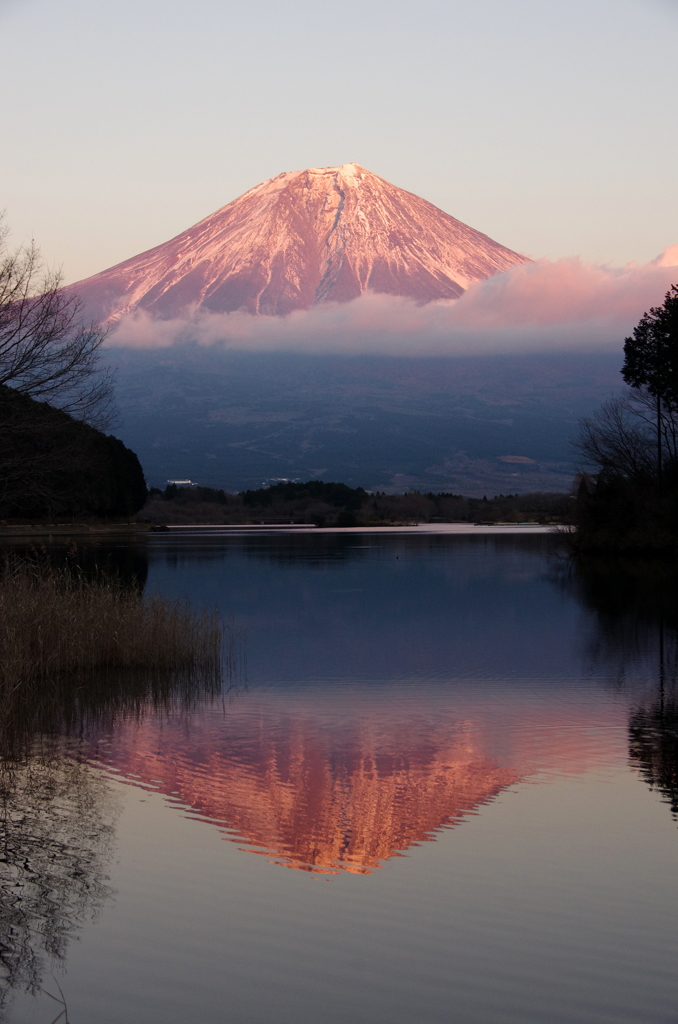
[0,224,138,520]
[573,285,678,550]
[161,484,229,504]
[574,472,678,551]
[143,480,572,527]
[0,386,147,519]
[573,399,678,550]
[241,480,367,510]
[622,284,678,402]
[622,284,678,481]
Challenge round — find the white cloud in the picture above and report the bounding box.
[107,248,678,357]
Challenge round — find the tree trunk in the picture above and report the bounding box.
[657,393,663,485]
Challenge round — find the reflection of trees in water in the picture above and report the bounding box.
[553,554,678,677]
[0,541,227,1014]
[149,532,558,575]
[0,652,222,1014]
[629,692,678,818]
[2,539,149,592]
[0,544,226,760]
[0,649,229,1012]
[555,552,678,822]
[0,751,118,1019]
[1,665,223,762]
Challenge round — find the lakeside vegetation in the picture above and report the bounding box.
[1,218,675,552]
[572,285,678,554]
[0,223,148,523]
[139,480,574,527]
[0,557,223,753]
[0,385,147,520]
[0,558,222,682]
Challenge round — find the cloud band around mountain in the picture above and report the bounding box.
[107,249,678,357]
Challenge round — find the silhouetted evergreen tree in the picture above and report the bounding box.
[622,284,678,481]
[573,285,678,550]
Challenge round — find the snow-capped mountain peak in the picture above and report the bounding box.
[70,164,530,322]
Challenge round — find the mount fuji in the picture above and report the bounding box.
[71,164,530,323]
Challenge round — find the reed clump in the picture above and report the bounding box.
[0,557,223,689]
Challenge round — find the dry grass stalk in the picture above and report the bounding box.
[0,558,222,690]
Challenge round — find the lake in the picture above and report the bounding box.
[3,529,678,1024]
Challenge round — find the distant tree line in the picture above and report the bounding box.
[242,480,366,512]
[141,479,573,527]
[151,483,230,504]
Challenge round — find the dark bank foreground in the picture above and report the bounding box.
[2,531,678,1024]
[0,385,146,522]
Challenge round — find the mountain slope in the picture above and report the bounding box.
[105,348,621,494]
[71,164,530,321]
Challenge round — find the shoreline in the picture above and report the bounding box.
[0,521,562,538]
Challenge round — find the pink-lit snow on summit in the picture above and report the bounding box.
[71,164,530,322]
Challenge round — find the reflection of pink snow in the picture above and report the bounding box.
[86,682,627,874]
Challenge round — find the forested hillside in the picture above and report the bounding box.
[0,386,147,520]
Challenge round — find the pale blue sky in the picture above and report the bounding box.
[2,0,677,283]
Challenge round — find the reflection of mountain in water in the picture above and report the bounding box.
[0,632,219,1011]
[94,711,518,874]
[88,685,623,876]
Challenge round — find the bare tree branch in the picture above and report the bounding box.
[0,221,114,427]
[574,388,678,483]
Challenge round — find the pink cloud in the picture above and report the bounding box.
[450,252,678,327]
[107,248,678,357]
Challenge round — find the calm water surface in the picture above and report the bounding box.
[3,531,678,1024]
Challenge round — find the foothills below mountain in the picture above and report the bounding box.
[70,164,530,322]
[107,348,622,495]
